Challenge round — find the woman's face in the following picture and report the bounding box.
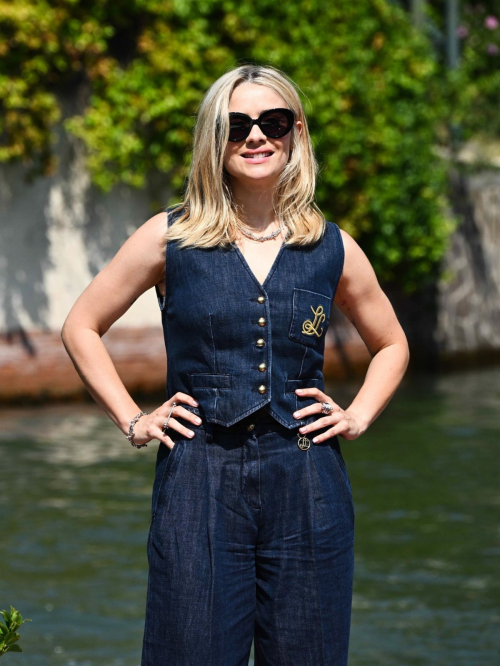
[223,82,302,190]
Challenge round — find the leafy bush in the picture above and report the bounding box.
[0,0,456,291]
[0,606,31,657]
[441,1,500,140]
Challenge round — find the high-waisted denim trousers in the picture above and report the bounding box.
[141,406,355,666]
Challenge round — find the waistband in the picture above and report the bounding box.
[183,404,293,433]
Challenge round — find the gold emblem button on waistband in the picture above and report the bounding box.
[247,423,255,431]
[297,434,311,451]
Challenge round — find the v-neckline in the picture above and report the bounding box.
[231,240,287,290]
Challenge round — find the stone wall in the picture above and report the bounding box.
[436,170,500,359]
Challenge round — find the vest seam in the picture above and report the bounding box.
[156,212,168,311]
[208,314,218,373]
[163,208,172,312]
[296,346,308,413]
[331,221,345,291]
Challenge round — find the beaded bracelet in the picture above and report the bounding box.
[126,411,149,448]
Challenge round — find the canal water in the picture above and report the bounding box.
[0,367,499,665]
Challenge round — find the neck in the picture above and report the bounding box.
[230,178,278,232]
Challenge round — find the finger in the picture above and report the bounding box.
[168,392,199,408]
[311,421,348,444]
[295,387,339,408]
[162,405,202,427]
[297,414,337,434]
[161,417,196,440]
[151,425,177,450]
[293,400,342,421]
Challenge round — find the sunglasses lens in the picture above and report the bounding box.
[228,115,251,141]
[260,110,292,138]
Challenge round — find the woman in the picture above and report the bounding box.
[62,64,409,665]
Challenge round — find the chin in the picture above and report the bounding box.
[229,165,284,184]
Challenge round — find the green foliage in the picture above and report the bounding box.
[0,0,457,291]
[0,606,31,657]
[449,3,500,140]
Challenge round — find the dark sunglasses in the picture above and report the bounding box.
[227,108,295,142]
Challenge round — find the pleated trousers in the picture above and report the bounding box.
[141,406,355,666]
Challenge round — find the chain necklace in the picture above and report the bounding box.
[235,220,288,243]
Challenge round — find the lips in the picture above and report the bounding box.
[242,151,274,160]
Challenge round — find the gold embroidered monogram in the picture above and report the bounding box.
[301,305,326,337]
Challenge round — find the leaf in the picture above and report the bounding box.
[0,611,11,625]
[5,643,22,652]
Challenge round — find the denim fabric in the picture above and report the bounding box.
[154,206,345,428]
[141,406,355,665]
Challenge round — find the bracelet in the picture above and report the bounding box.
[127,411,149,449]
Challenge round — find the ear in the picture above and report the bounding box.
[290,120,303,152]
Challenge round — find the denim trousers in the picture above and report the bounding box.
[141,406,355,665]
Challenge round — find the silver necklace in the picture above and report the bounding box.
[235,220,288,243]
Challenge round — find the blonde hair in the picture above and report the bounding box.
[163,64,326,248]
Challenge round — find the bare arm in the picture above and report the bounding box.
[61,211,201,448]
[293,228,410,441]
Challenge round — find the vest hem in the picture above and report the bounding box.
[206,398,271,427]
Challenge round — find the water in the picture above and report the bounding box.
[0,367,499,665]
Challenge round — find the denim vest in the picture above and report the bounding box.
[154,206,344,429]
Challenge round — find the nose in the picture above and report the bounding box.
[246,123,267,143]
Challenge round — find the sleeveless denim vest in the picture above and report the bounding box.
[154,206,344,429]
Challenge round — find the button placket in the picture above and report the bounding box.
[255,293,268,395]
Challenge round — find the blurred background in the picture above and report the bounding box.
[1,1,499,664]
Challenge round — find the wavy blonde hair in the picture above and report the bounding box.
[163,64,326,248]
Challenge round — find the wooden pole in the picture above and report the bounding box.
[411,0,425,28]
[446,0,459,69]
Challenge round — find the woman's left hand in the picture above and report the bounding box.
[293,387,366,442]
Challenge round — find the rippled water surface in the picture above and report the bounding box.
[1,368,499,665]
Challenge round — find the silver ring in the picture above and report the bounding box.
[162,401,177,433]
[320,401,334,415]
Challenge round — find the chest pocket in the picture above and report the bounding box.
[288,287,332,350]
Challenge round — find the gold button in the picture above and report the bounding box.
[257,295,265,303]
[256,338,265,347]
[258,384,266,394]
[258,317,266,327]
[258,363,266,372]
[247,423,255,431]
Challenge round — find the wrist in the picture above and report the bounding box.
[345,407,370,435]
[126,410,149,449]
[119,407,142,436]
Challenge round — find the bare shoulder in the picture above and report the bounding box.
[334,227,404,356]
[132,210,168,257]
[336,228,379,297]
[122,210,169,278]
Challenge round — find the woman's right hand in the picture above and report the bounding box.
[132,393,202,450]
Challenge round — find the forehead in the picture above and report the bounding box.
[228,82,286,115]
